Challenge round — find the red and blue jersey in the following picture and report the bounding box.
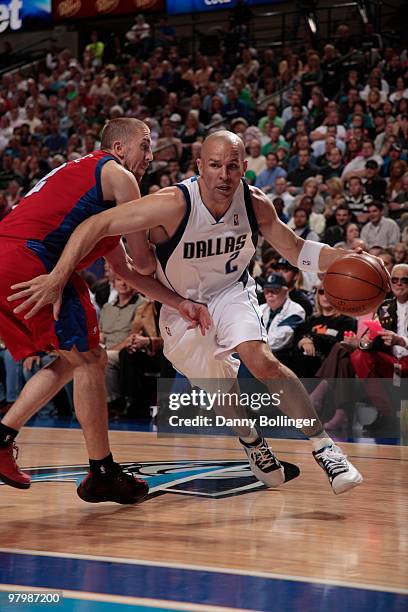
[0,150,120,271]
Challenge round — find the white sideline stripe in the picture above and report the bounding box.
[0,585,255,612]
[0,549,407,596]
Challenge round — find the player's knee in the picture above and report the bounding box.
[72,346,107,371]
[246,352,281,379]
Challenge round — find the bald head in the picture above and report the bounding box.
[197,130,247,206]
[201,130,245,162]
[100,118,149,149]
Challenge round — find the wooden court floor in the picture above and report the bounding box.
[0,427,407,611]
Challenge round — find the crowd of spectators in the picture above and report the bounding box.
[0,16,407,431]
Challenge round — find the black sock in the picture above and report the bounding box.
[0,422,18,448]
[89,453,120,477]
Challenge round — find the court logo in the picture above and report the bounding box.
[0,460,263,499]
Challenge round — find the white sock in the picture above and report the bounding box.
[311,436,334,452]
[240,427,260,445]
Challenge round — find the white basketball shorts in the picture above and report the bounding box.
[159,277,267,389]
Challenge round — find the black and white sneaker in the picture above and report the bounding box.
[313,444,363,495]
[240,433,300,487]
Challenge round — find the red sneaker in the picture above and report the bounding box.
[0,443,31,489]
[77,469,148,504]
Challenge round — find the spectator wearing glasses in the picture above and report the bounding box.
[260,274,305,363]
[291,284,357,378]
[350,264,408,431]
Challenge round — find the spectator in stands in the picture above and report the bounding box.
[392,243,407,265]
[344,176,373,223]
[318,147,345,181]
[342,139,383,179]
[289,196,325,237]
[5,180,22,208]
[118,299,163,419]
[323,203,354,246]
[270,176,295,218]
[126,15,152,59]
[0,344,23,411]
[246,139,266,177]
[99,278,145,417]
[295,177,325,213]
[273,258,313,317]
[333,222,360,249]
[378,250,395,274]
[258,103,283,134]
[292,283,357,378]
[85,31,104,67]
[282,104,305,141]
[155,17,176,49]
[350,264,408,432]
[260,274,305,361]
[291,206,320,242]
[387,159,408,204]
[155,119,182,162]
[270,196,288,224]
[364,159,387,201]
[255,152,286,193]
[287,149,319,192]
[361,201,400,249]
[221,87,249,121]
[261,124,288,156]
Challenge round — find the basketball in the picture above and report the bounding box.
[323,253,390,315]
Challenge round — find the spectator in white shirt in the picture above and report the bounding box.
[342,139,384,180]
[289,196,326,236]
[260,274,305,354]
[269,176,295,218]
[246,140,266,177]
[360,201,401,249]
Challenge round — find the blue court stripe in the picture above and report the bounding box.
[2,599,173,612]
[0,552,406,612]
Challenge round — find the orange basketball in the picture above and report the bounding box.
[323,253,390,315]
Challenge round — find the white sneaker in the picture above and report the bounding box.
[313,444,363,495]
[240,435,285,487]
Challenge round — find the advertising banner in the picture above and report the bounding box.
[52,0,163,22]
[0,0,51,33]
[167,0,279,16]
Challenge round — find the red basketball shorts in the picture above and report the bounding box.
[0,239,100,361]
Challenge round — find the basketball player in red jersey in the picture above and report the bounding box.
[0,118,210,504]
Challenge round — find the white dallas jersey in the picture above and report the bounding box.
[155,177,258,303]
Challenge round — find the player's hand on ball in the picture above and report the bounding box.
[178,300,212,336]
[8,274,63,321]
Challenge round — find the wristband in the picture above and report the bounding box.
[297,240,325,273]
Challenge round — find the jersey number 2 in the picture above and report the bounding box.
[225,251,239,274]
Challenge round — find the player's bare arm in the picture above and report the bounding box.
[105,242,211,335]
[101,160,156,275]
[8,188,200,321]
[250,186,346,271]
[15,186,184,292]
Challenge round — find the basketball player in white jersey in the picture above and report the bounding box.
[10,131,365,494]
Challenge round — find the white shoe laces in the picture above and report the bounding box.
[250,442,277,471]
